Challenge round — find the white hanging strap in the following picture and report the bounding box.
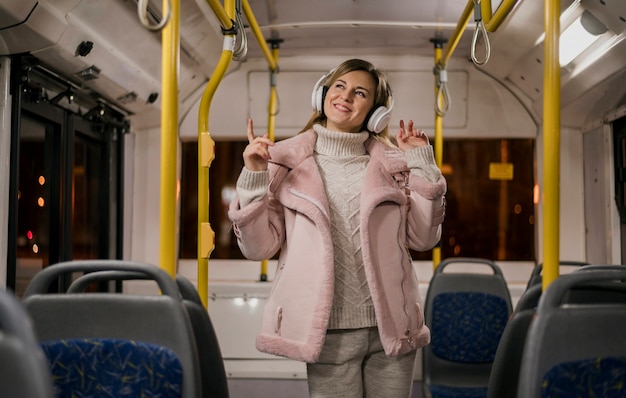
[137,0,171,31]
[232,0,248,60]
[471,0,491,66]
[434,66,450,117]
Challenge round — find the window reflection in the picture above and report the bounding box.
[180,139,536,261]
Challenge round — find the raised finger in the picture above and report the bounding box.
[398,120,406,139]
[247,118,255,143]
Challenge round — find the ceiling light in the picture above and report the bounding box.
[559,10,607,66]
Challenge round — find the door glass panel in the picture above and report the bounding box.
[72,134,105,259]
[16,115,52,296]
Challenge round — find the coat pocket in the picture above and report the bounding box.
[415,302,425,330]
[274,306,283,335]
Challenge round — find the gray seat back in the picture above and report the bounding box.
[517,267,626,398]
[0,288,55,398]
[68,269,230,398]
[422,257,512,398]
[525,260,589,289]
[22,260,202,398]
[487,283,542,398]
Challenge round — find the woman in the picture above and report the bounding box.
[228,58,446,397]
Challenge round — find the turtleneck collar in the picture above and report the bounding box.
[313,124,369,157]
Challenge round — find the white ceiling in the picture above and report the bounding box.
[242,0,477,59]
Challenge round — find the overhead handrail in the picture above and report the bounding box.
[242,0,278,72]
[542,0,561,291]
[137,0,171,31]
[471,0,491,65]
[481,0,521,33]
[438,1,473,70]
[438,0,520,70]
[197,0,237,308]
[205,0,235,32]
[159,0,180,278]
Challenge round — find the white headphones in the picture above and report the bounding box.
[310,68,394,134]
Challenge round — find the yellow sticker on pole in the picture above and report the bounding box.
[489,162,514,180]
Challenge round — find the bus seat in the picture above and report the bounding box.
[0,288,55,398]
[525,260,589,289]
[486,283,542,398]
[67,269,230,398]
[176,275,230,398]
[21,260,203,398]
[422,258,513,398]
[42,337,183,397]
[517,267,626,398]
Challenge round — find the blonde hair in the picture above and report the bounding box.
[300,59,395,147]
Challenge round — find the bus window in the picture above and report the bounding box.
[180,138,535,261]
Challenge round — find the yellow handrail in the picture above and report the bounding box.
[243,0,278,72]
[482,0,520,33]
[439,1,473,69]
[205,0,234,32]
[258,41,281,282]
[542,0,560,291]
[438,0,521,69]
[159,0,179,278]
[197,0,236,308]
[432,39,445,269]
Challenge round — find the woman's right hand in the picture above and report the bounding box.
[243,118,274,171]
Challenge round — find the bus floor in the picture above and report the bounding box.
[226,379,425,397]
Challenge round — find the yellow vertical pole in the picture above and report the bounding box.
[542,0,560,290]
[432,37,446,269]
[259,40,281,282]
[159,0,179,278]
[197,0,236,307]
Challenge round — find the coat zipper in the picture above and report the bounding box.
[287,187,330,220]
[397,205,415,349]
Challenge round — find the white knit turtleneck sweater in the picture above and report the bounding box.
[313,124,376,330]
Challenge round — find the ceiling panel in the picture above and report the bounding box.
[242,0,475,59]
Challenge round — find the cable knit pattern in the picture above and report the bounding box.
[236,168,269,208]
[405,145,442,183]
[313,124,377,329]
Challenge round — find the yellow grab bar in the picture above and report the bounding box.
[542,0,561,291]
[482,0,520,33]
[243,0,278,72]
[205,0,234,32]
[439,0,521,69]
[159,0,179,278]
[197,0,236,308]
[258,41,281,281]
[432,39,446,269]
[439,1,473,69]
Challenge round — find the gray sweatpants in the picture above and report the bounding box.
[307,327,417,398]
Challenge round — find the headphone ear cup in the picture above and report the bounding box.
[367,106,392,133]
[311,85,323,112]
[311,85,328,113]
[312,71,332,112]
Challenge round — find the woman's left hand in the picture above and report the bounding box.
[396,120,429,151]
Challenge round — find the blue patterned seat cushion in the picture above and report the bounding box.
[429,384,488,398]
[431,292,509,363]
[41,338,183,398]
[541,357,626,398]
